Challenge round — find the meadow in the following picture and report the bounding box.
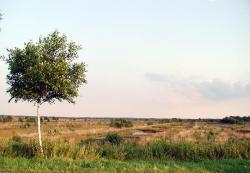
[0,116,249,172]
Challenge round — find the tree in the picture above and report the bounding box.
[5,31,87,154]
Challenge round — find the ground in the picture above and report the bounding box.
[0,118,249,144]
[0,118,249,173]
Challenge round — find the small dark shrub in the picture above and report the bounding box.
[105,133,123,145]
[110,119,133,128]
[11,141,39,158]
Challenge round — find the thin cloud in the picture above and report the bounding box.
[199,79,250,100]
[145,73,250,100]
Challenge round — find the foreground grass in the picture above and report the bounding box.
[0,157,249,173]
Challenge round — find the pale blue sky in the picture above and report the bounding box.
[0,0,249,118]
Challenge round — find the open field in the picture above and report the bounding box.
[0,117,249,172]
[0,117,249,144]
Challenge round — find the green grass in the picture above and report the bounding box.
[0,157,249,173]
[1,139,249,161]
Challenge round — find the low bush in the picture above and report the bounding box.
[11,141,39,158]
[110,119,133,128]
[104,133,123,145]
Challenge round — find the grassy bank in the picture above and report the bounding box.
[0,138,249,161]
[0,136,249,172]
[0,157,249,173]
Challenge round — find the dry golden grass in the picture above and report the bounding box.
[0,118,249,144]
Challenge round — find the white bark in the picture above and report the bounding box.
[36,103,43,154]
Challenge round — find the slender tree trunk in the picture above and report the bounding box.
[36,103,43,155]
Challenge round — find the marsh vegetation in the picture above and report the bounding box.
[0,116,249,172]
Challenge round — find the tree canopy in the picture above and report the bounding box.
[5,31,87,105]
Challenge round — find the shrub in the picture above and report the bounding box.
[105,133,123,145]
[11,140,39,158]
[110,119,133,128]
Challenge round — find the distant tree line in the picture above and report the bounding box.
[0,116,13,122]
[0,115,60,123]
[157,118,219,124]
[220,116,250,124]
[148,116,250,125]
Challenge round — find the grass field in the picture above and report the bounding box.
[0,117,249,144]
[0,117,249,172]
[0,157,249,173]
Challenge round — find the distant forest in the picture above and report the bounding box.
[0,115,249,124]
[220,116,250,124]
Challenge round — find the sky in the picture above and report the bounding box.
[0,0,249,118]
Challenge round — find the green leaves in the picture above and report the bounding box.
[5,31,87,104]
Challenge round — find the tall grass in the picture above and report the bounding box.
[0,139,99,160]
[0,138,249,161]
[99,140,250,161]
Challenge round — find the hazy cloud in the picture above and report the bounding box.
[145,73,250,100]
[199,80,250,100]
